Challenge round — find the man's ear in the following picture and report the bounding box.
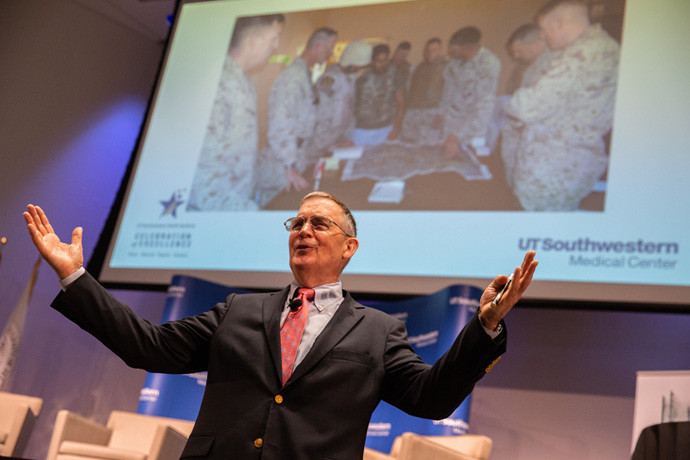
[342,237,359,261]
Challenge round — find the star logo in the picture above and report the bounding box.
[160,190,184,218]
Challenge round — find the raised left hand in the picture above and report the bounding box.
[478,251,538,331]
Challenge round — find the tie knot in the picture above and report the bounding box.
[296,287,315,302]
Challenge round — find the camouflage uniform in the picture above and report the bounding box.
[393,61,413,91]
[313,65,357,151]
[441,46,500,145]
[401,56,446,145]
[354,65,403,130]
[256,57,318,206]
[501,51,553,188]
[520,50,553,88]
[187,56,259,211]
[505,61,530,95]
[505,25,620,211]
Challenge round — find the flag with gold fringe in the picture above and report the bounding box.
[0,256,41,391]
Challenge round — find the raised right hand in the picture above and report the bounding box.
[23,204,83,279]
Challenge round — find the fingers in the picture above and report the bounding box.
[479,252,539,329]
[521,260,538,288]
[507,251,539,301]
[23,210,35,232]
[72,227,83,247]
[25,204,53,236]
[25,205,39,230]
[23,212,42,248]
[521,250,535,270]
[37,206,55,235]
[520,250,537,276]
[490,273,510,294]
[518,252,538,288]
[24,206,44,245]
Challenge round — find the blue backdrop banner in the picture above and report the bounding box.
[137,275,482,452]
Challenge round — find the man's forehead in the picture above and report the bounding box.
[261,22,282,37]
[324,36,337,47]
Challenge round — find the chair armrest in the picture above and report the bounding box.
[363,447,394,459]
[47,411,112,460]
[148,425,189,460]
[58,441,146,460]
[425,435,493,460]
[0,404,36,456]
[395,433,486,460]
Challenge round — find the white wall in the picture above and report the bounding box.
[471,387,634,460]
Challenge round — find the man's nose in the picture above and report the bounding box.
[299,220,315,235]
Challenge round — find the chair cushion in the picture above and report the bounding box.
[59,441,147,460]
[0,431,7,444]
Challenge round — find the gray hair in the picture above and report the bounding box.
[306,27,337,49]
[506,24,541,47]
[301,191,357,238]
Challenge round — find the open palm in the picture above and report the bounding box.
[24,204,83,279]
[478,251,538,330]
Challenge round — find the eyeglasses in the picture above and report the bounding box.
[284,215,352,237]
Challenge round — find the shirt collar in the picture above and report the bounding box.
[288,281,344,312]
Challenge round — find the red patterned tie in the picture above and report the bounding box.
[280,287,314,385]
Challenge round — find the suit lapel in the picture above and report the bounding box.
[287,294,364,384]
[263,287,290,386]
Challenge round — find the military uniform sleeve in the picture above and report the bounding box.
[506,49,577,124]
[267,66,303,168]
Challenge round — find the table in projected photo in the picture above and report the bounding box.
[340,142,491,183]
[264,141,526,211]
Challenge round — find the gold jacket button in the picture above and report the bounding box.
[275,394,284,404]
[485,356,502,372]
[254,438,263,448]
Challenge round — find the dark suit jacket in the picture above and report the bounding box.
[52,272,506,460]
[631,422,690,460]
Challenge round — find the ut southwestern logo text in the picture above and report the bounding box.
[518,237,679,270]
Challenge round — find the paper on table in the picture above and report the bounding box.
[368,180,405,203]
[332,145,364,160]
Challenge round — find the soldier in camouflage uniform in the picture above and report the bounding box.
[313,40,373,151]
[350,44,406,146]
[501,24,548,188]
[187,15,284,211]
[504,24,547,95]
[440,27,500,157]
[390,41,413,91]
[256,27,337,207]
[400,38,446,145]
[505,0,620,211]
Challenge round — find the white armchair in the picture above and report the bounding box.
[0,390,44,457]
[46,410,195,460]
[364,433,493,460]
[364,446,395,460]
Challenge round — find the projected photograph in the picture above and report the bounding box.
[100,0,689,304]
[185,0,624,213]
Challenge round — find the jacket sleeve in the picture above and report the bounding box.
[51,271,229,374]
[380,310,506,420]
